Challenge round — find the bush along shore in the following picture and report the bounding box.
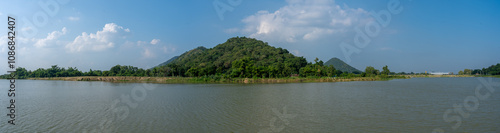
[27,75,411,84]
[3,37,495,84]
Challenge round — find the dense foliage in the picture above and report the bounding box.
[298,58,340,77]
[154,56,179,69]
[482,63,500,75]
[14,66,83,79]
[0,37,405,79]
[459,63,500,75]
[155,37,310,78]
[1,65,154,79]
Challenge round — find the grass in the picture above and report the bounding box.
[474,75,500,78]
[26,74,497,84]
[26,75,410,84]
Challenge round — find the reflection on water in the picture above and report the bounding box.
[0,77,498,132]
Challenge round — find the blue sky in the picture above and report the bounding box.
[0,0,499,74]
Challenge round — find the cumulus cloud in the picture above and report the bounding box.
[66,23,130,52]
[68,17,80,21]
[0,23,180,74]
[237,0,370,43]
[150,39,160,45]
[34,27,67,48]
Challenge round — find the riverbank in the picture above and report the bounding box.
[24,74,485,84]
[27,76,409,84]
[407,75,475,78]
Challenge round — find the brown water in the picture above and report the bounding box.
[0,77,499,132]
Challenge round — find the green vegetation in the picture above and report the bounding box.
[1,37,410,82]
[156,37,310,78]
[480,63,500,75]
[298,57,341,77]
[154,56,179,68]
[458,63,500,75]
[363,66,379,77]
[0,65,152,79]
[323,57,362,74]
[9,66,84,79]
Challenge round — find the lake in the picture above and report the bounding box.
[0,77,499,132]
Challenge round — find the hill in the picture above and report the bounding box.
[324,58,362,74]
[154,56,179,68]
[155,37,308,78]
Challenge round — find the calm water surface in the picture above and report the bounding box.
[0,77,499,132]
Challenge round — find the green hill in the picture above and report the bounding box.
[155,37,308,78]
[324,58,362,74]
[154,56,179,68]
[155,46,208,68]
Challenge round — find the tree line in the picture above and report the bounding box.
[458,63,500,75]
[3,65,154,79]
[2,63,398,79]
[0,37,412,79]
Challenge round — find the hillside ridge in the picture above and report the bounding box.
[324,57,362,74]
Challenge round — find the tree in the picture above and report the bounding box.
[463,69,472,75]
[365,66,378,77]
[318,60,324,67]
[110,65,121,76]
[326,65,336,77]
[16,67,29,79]
[458,70,464,75]
[381,65,390,75]
[483,63,500,75]
[186,67,200,77]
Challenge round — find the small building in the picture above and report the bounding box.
[430,72,450,75]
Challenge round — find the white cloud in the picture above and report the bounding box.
[162,45,177,54]
[0,35,7,53]
[150,39,160,45]
[236,0,370,43]
[21,27,33,32]
[68,17,80,21]
[66,23,130,52]
[140,43,177,58]
[34,27,67,48]
[136,41,148,46]
[142,48,154,58]
[0,23,179,74]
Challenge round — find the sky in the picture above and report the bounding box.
[0,0,499,74]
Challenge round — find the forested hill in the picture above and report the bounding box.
[324,58,362,74]
[155,56,179,68]
[155,37,308,77]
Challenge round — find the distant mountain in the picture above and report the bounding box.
[155,56,179,68]
[155,46,208,68]
[324,58,362,74]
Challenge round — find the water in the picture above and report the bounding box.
[0,77,499,132]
